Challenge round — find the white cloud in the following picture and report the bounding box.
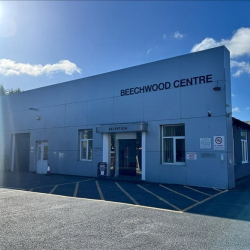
[147,48,152,54]
[231,60,250,77]
[0,59,81,77]
[232,107,240,112]
[231,93,237,97]
[163,34,167,40]
[173,31,184,39]
[191,27,250,58]
[246,107,249,110]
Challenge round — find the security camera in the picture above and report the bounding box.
[208,111,211,117]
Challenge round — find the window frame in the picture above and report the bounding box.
[162,125,185,165]
[241,131,248,164]
[79,130,93,161]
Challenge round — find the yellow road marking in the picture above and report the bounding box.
[49,185,58,194]
[95,181,104,200]
[159,184,199,202]
[115,182,139,205]
[182,190,228,212]
[4,188,228,215]
[8,188,184,214]
[73,182,79,197]
[184,186,212,196]
[29,178,94,191]
[137,184,181,211]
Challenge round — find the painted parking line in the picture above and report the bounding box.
[182,190,228,212]
[115,182,139,205]
[137,184,181,211]
[184,186,212,197]
[29,178,94,191]
[213,188,222,192]
[73,182,79,197]
[49,185,58,194]
[95,181,104,200]
[159,184,199,203]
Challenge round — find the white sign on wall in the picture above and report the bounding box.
[186,152,197,160]
[213,136,225,150]
[200,138,211,149]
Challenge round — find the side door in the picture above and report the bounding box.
[37,142,49,174]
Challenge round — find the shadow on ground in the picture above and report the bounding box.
[1,171,250,222]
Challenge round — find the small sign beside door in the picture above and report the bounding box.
[186,152,197,160]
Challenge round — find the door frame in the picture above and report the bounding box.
[36,141,49,174]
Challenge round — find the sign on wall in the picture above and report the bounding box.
[186,152,197,160]
[213,136,225,150]
[200,138,211,149]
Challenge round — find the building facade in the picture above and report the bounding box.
[1,46,242,189]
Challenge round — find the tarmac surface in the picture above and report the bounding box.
[1,172,250,249]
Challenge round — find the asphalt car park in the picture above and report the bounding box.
[1,171,250,249]
[0,171,228,213]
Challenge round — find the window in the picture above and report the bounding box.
[80,130,93,161]
[241,130,248,163]
[162,125,185,164]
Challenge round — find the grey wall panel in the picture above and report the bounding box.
[45,105,65,128]
[29,151,36,172]
[26,107,47,130]
[65,102,88,127]
[86,74,114,101]
[88,98,113,125]
[145,122,161,153]
[65,127,78,151]
[113,94,144,123]
[113,56,181,97]
[11,110,33,131]
[28,83,66,108]
[3,91,31,112]
[186,163,228,189]
[145,152,160,183]
[180,47,225,81]
[159,164,186,185]
[143,88,181,121]
[45,128,67,151]
[93,132,102,149]
[75,160,94,176]
[185,117,227,151]
[65,78,89,104]
[30,129,47,143]
[2,112,14,132]
[180,84,226,119]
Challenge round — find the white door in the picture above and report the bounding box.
[37,142,48,174]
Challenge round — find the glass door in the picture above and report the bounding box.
[118,139,137,176]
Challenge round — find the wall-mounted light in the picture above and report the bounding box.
[208,111,211,117]
[213,86,221,91]
[213,80,221,91]
[36,116,40,120]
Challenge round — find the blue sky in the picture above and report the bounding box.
[0,1,250,120]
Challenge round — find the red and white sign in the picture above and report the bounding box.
[186,152,197,160]
[213,136,225,150]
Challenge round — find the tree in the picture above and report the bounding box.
[0,85,5,96]
[0,85,22,96]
